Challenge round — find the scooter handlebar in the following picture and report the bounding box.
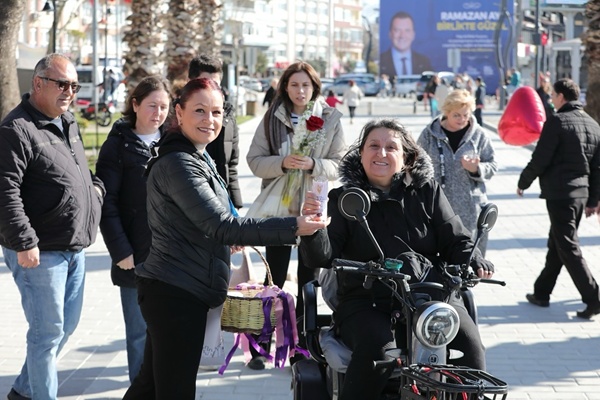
[332,258,411,281]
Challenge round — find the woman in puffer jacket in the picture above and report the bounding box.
[121,78,328,400]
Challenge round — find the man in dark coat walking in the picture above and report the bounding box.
[518,78,600,319]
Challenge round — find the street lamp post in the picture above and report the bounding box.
[103,3,111,102]
[42,0,57,53]
[534,0,541,88]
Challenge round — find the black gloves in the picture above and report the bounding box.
[470,256,495,274]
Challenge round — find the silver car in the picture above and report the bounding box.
[323,73,381,97]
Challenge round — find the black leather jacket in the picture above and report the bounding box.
[138,131,298,307]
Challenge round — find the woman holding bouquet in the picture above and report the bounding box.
[246,61,347,369]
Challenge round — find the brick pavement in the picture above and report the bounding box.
[2,96,600,399]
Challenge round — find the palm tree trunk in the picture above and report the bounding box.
[164,0,223,82]
[122,0,165,92]
[0,0,25,120]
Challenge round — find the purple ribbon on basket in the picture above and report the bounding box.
[219,295,276,374]
[219,287,308,374]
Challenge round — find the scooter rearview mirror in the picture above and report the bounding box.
[477,203,498,233]
[338,187,371,221]
[338,187,385,265]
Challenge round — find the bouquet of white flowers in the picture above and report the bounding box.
[281,101,326,208]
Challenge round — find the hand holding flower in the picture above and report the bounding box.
[283,155,314,170]
[281,101,327,209]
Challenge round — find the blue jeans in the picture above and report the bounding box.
[120,286,147,382]
[2,247,86,400]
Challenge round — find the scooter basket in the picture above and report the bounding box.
[399,364,508,400]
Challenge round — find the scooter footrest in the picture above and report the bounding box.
[399,364,508,400]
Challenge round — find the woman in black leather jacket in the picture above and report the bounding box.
[300,119,495,400]
[121,78,328,400]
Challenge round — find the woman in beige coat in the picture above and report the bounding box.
[246,61,346,369]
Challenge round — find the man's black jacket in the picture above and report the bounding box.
[519,101,600,208]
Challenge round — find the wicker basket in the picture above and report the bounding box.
[221,246,278,335]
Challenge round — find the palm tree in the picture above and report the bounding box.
[198,0,223,57]
[164,0,223,82]
[164,0,202,81]
[0,0,25,120]
[584,0,600,122]
[122,0,165,92]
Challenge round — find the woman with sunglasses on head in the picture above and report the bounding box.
[121,78,328,400]
[95,75,172,383]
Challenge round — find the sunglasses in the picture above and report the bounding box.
[39,77,82,94]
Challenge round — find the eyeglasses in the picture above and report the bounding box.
[39,77,82,94]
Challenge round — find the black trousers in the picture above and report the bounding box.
[123,277,209,400]
[474,108,483,126]
[347,106,356,119]
[337,296,485,400]
[534,198,600,305]
[265,245,316,318]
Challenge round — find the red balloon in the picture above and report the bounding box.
[498,86,546,146]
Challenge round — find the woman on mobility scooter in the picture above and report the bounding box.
[299,119,495,400]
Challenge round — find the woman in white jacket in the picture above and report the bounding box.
[343,80,363,124]
[246,61,346,369]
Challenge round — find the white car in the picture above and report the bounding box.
[239,77,263,92]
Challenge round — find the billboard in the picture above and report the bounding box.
[379,0,514,94]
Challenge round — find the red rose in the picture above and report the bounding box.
[306,115,325,131]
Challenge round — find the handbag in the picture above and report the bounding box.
[245,174,303,218]
[200,247,257,369]
[200,304,225,368]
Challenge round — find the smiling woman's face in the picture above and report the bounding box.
[176,88,224,149]
[360,127,404,191]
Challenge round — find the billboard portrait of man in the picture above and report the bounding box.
[378,0,514,96]
[379,11,433,78]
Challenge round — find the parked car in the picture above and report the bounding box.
[259,78,272,92]
[323,73,380,97]
[415,71,454,101]
[320,77,335,87]
[239,76,263,92]
[394,74,420,97]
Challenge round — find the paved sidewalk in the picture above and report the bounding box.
[2,97,600,399]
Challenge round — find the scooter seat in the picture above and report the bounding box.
[319,327,351,373]
[319,327,403,378]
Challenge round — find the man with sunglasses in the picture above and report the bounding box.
[0,54,105,400]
